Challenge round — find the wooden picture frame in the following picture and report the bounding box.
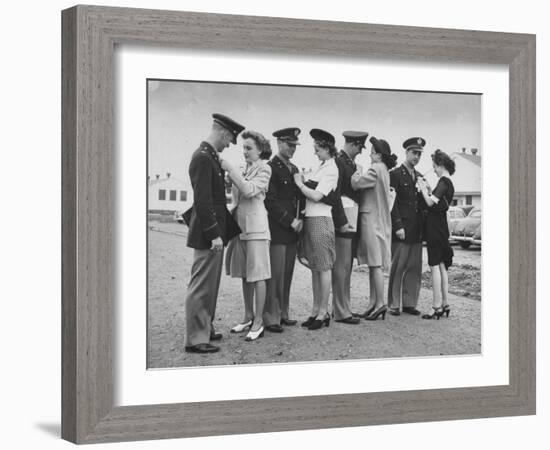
[61,5,535,444]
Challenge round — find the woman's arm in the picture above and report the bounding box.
[224,163,271,198]
[418,177,442,207]
[293,168,337,202]
[351,166,377,190]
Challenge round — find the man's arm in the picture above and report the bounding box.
[389,170,404,233]
[264,169,294,229]
[190,154,221,241]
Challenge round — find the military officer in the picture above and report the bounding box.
[330,131,369,324]
[387,137,427,316]
[184,113,244,353]
[262,127,304,333]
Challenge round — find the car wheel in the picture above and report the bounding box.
[460,242,471,249]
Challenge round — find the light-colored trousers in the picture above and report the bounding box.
[185,248,223,346]
[263,243,297,326]
[331,236,354,320]
[387,241,422,309]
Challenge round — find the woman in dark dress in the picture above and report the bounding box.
[417,150,456,319]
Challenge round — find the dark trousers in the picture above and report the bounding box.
[331,236,354,320]
[263,243,297,326]
[387,242,422,310]
[185,248,223,346]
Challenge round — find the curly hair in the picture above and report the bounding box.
[381,153,398,170]
[314,139,338,157]
[371,138,398,170]
[431,149,456,175]
[241,130,272,160]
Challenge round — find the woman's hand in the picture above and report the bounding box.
[220,158,233,172]
[293,172,305,187]
[416,177,428,192]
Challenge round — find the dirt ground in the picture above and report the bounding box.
[147,220,481,369]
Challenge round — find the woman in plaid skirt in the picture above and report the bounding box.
[293,129,339,330]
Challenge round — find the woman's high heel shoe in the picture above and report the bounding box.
[230,319,253,333]
[365,305,387,321]
[422,307,444,320]
[308,314,330,330]
[301,316,316,327]
[245,325,264,341]
[442,304,451,318]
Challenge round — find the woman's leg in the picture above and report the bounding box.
[242,279,255,323]
[311,271,321,317]
[251,280,266,331]
[429,265,442,309]
[317,270,332,317]
[368,270,377,310]
[440,262,449,307]
[370,266,385,308]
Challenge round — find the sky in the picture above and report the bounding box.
[148,79,481,184]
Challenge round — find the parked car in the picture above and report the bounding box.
[447,206,466,239]
[451,207,482,249]
[458,204,475,216]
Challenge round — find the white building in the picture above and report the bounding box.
[450,148,481,207]
[148,173,192,213]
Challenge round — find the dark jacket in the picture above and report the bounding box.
[186,142,240,250]
[265,155,304,245]
[333,150,360,238]
[389,164,426,244]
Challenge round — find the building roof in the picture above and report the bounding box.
[453,152,481,167]
[148,176,187,187]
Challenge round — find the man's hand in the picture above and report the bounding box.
[291,218,303,233]
[395,228,406,241]
[210,237,224,252]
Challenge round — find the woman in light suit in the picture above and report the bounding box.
[221,130,272,341]
[351,136,397,320]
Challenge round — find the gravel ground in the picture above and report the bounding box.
[147,221,481,368]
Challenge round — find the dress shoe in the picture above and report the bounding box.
[230,319,253,333]
[308,314,330,330]
[265,324,284,333]
[301,316,316,327]
[352,305,375,319]
[245,325,265,341]
[184,343,220,354]
[403,307,421,316]
[365,305,387,321]
[335,316,361,325]
[388,308,401,316]
[422,307,444,320]
[280,318,297,326]
[210,332,223,341]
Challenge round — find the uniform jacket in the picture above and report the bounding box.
[333,150,361,237]
[186,141,240,250]
[230,160,272,241]
[264,155,304,245]
[389,164,426,244]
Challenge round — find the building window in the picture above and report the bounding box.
[170,190,177,201]
[158,189,166,200]
[180,191,187,201]
[466,195,472,205]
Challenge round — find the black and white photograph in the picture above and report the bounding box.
[147,79,482,368]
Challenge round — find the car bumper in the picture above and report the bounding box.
[451,235,481,245]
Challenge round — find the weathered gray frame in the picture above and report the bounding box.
[61,5,536,444]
